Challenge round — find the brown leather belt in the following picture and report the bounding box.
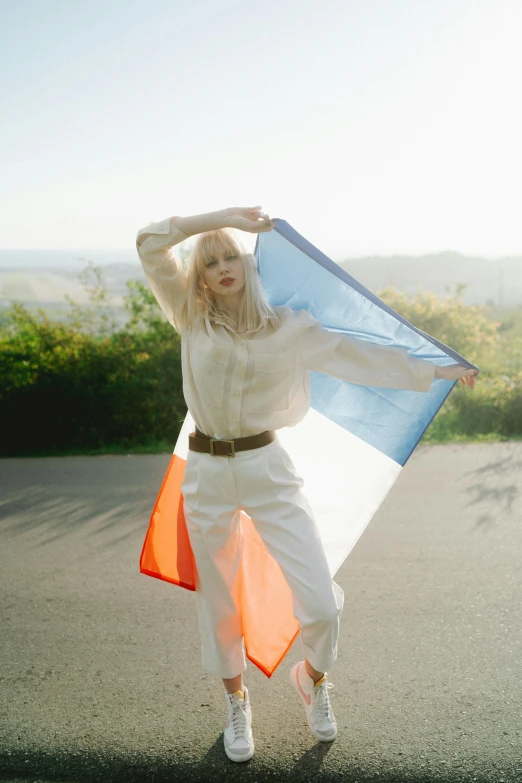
[188,427,276,457]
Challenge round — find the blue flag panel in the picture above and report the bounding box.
[255,220,479,466]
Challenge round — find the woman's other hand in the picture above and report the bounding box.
[228,206,275,233]
[434,364,479,389]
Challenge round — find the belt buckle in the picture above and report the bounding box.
[209,438,235,457]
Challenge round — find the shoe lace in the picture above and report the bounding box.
[228,697,248,737]
[314,681,334,721]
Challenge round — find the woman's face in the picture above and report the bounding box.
[201,244,245,298]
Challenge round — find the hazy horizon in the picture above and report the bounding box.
[1,245,522,272]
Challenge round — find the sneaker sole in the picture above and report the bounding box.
[224,744,254,763]
[289,664,338,742]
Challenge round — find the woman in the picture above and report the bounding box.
[136,206,477,763]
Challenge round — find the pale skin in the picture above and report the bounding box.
[174,206,479,693]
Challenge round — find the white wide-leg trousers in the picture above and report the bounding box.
[181,434,344,679]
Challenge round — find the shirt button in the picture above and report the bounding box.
[239,362,245,367]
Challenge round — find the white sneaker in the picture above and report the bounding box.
[223,687,254,762]
[290,661,337,741]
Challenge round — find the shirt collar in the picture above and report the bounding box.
[208,314,267,337]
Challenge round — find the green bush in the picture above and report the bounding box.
[377,285,522,441]
[0,267,186,456]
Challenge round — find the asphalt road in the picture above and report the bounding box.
[0,443,521,783]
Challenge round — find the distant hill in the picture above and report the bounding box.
[339,251,522,308]
[0,249,139,270]
[0,249,143,317]
[1,250,521,313]
[0,263,144,313]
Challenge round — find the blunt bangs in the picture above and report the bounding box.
[196,230,242,269]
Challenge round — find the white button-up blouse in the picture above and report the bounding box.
[136,217,435,440]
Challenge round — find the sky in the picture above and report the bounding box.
[0,0,520,260]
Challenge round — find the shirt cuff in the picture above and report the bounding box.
[136,217,189,242]
[415,359,435,392]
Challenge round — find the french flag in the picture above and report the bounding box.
[140,219,479,677]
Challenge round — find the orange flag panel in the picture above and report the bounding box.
[140,454,299,677]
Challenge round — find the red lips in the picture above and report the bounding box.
[220,277,235,285]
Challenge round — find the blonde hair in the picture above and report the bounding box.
[184,228,281,333]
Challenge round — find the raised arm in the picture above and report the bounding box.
[136,207,274,333]
[136,216,190,333]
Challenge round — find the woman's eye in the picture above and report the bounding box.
[207,255,236,266]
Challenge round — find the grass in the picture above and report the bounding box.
[420,431,522,444]
[0,441,175,459]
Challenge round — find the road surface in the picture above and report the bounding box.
[0,442,521,782]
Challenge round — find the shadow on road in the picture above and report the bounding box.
[0,745,487,783]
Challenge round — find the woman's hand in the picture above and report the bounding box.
[434,364,479,389]
[227,206,275,233]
